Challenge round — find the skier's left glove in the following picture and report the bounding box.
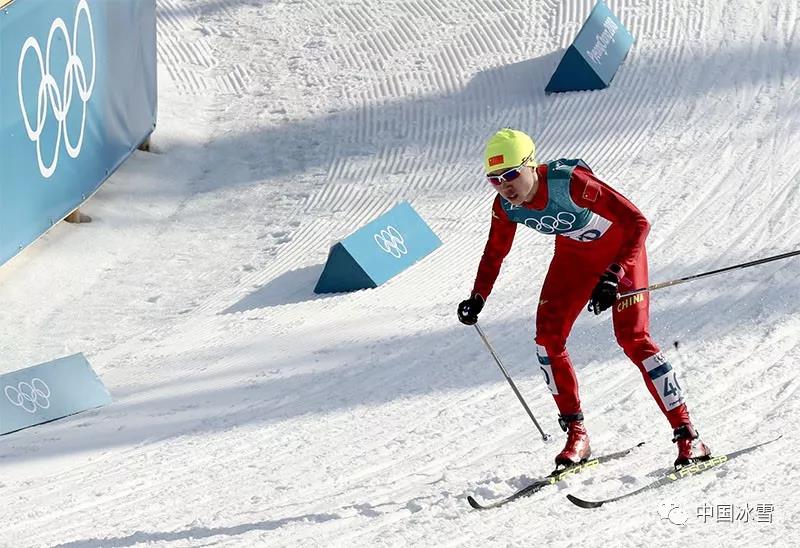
[588,264,623,315]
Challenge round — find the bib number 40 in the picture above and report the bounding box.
[662,372,682,398]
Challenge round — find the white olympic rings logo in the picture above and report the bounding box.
[525,212,577,234]
[17,0,96,178]
[374,226,407,258]
[5,378,52,414]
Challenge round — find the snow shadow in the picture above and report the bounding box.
[1,255,798,464]
[186,42,799,191]
[53,511,341,547]
[220,264,329,312]
[181,51,564,196]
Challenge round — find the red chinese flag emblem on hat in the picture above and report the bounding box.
[488,155,504,167]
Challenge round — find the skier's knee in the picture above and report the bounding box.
[534,334,568,359]
[615,332,658,362]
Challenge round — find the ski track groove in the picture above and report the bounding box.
[157,0,251,96]
[155,0,192,33]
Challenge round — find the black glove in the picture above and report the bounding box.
[457,294,485,325]
[588,265,622,315]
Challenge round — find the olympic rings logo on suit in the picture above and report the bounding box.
[17,0,96,179]
[374,225,407,259]
[524,211,577,234]
[4,378,52,414]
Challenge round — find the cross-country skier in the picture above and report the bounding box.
[457,128,711,469]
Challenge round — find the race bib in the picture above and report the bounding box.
[643,353,684,410]
[560,212,612,242]
[537,345,559,395]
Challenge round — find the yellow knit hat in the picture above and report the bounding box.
[483,128,536,173]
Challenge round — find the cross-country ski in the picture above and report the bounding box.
[468,443,644,510]
[567,436,783,509]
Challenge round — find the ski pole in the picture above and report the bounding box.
[618,247,800,299]
[473,323,551,441]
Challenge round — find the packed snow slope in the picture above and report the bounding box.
[2,0,799,546]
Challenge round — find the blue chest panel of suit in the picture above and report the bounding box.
[501,159,611,241]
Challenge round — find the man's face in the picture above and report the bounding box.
[488,165,536,206]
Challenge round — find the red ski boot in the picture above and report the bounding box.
[555,413,591,466]
[673,424,711,468]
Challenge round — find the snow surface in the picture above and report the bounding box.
[2,0,800,546]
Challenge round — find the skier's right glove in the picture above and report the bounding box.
[457,294,485,325]
[588,264,622,315]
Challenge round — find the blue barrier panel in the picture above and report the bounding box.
[0,353,112,435]
[315,202,442,293]
[545,1,634,93]
[0,0,156,266]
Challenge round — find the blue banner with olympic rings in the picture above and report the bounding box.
[314,202,442,293]
[545,0,634,93]
[0,353,111,435]
[0,0,156,266]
